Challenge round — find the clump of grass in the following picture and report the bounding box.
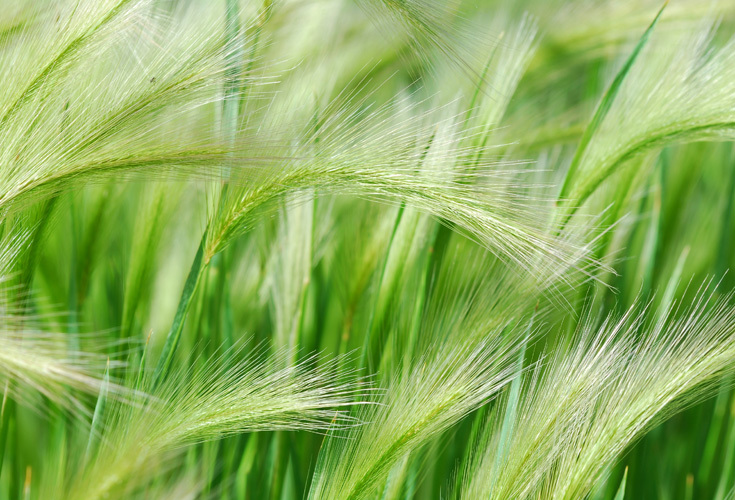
[3,0,735,499]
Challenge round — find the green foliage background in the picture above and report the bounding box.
[1,0,735,498]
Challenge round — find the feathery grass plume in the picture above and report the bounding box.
[557,15,735,222]
[307,337,520,500]
[58,348,365,500]
[458,286,735,500]
[206,91,602,287]
[307,269,531,500]
[0,322,129,416]
[0,223,32,279]
[0,0,49,36]
[0,0,274,215]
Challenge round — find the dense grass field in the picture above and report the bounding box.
[3,0,735,498]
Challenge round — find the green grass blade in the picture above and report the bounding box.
[235,434,259,498]
[84,359,110,464]
[490,321,531,494]
[151,229,208,388]
[715,399,735,499]
[614,467,628,500]
[0,383,10,478]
